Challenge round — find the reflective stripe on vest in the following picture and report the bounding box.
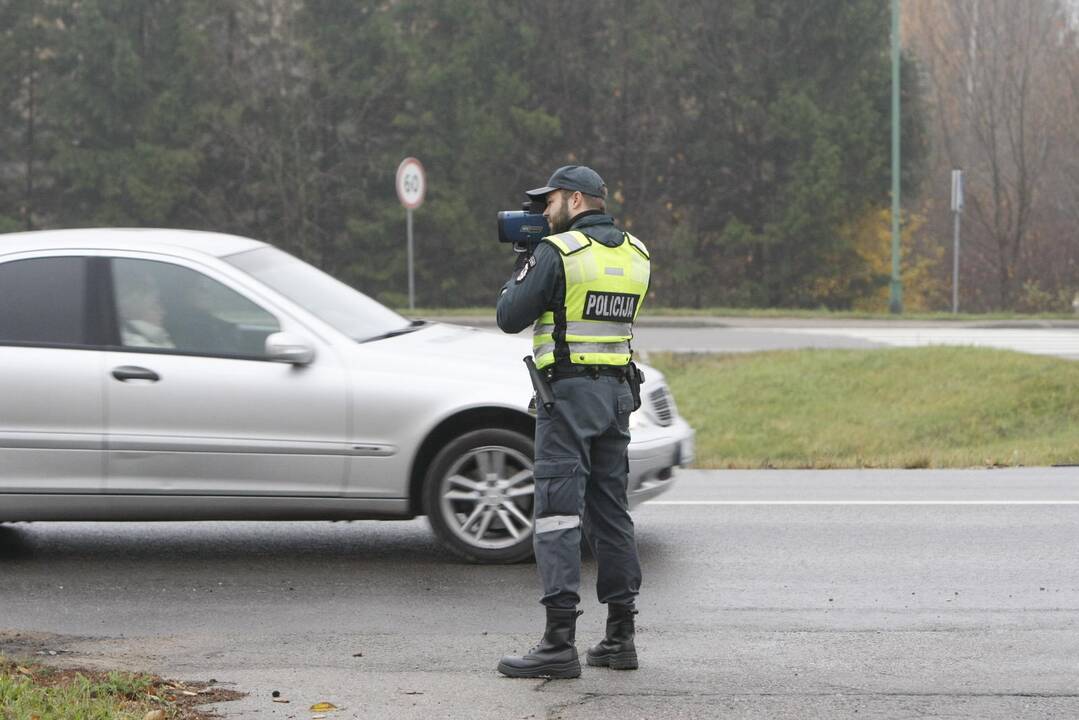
[533,230,650,369]
[627,235,650,259]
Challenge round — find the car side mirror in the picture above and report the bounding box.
[265,332,316,365]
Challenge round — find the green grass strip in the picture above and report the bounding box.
[399,306,1078,322]
[0,656,237,720]
[634,307,1078,321]
[650,347,1079,469]
[1,665,155,720]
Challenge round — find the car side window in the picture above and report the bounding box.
[111,259,280,358]
[0,256,90,347]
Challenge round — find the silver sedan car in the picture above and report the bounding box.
[0,229,694,563]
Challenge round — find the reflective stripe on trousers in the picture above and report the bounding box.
[535,515,581,534]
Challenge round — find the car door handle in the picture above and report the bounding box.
[111,365,161,382]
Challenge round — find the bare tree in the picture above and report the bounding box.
[1054,21,1079,304]
[908,0,1069,309]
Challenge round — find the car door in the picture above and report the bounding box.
[0,254,106,494]
[103,256,350,496]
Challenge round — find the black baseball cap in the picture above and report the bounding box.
[525,165,607,200]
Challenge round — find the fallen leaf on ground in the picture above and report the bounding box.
[310,702,338,711]
[144,711,166,720]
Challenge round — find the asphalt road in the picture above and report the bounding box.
[2,468,1078,719]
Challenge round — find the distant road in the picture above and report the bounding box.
[631,325,1079,359]
[446,315,1079,360]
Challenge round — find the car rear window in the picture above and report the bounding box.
[0,256,90,346]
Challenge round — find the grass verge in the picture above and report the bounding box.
[635,307,1078,321]
[650,347,1079,469]
[399,306,1078,322]
[0,656,242,720]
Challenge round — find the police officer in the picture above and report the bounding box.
[495,166,650,679]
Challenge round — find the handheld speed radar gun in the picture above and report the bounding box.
[497,200,550,253]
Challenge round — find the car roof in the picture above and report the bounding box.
[0,228,266,259]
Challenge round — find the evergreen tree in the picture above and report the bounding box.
[0,0,62,231]
[45,0,205,227]
[0,0,931,310]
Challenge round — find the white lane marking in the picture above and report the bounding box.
[647,500,1079,505]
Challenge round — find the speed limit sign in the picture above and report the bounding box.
[396,157,425,310]
[396,157,426,209]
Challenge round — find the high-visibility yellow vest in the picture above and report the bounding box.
[532,229,650,369]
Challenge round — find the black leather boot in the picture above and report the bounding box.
[497,607,582,678]
[586,603,638,669]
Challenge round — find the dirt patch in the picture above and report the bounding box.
[0,628,198,675]
[1,633,245,719]
[0,629,86,659]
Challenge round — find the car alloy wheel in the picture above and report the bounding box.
[423,429,535,563]
[440,445,533,549]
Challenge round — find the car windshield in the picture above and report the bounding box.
[225,246,416,342]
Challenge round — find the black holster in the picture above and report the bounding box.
[524,356,556,410]
[625,361,645,411]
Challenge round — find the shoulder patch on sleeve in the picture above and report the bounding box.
[515,254,537,283]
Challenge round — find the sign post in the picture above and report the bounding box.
[950,169,964,314]
[889,0,903,314]
[395,157,426,311]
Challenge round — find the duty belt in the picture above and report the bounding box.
[547,364,629,382]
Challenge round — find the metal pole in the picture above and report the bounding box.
[952,210,961,314]
[407,207,415,311]
[889,0,903,314]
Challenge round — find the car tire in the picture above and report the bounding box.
[423,428,535,564]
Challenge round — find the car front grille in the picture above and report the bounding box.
[648,385,676,427]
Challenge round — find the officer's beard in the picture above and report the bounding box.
[547,203,572,234]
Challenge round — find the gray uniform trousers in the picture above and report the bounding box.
[532,373,643,609]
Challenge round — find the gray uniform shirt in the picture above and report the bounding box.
[496,212,625,334]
